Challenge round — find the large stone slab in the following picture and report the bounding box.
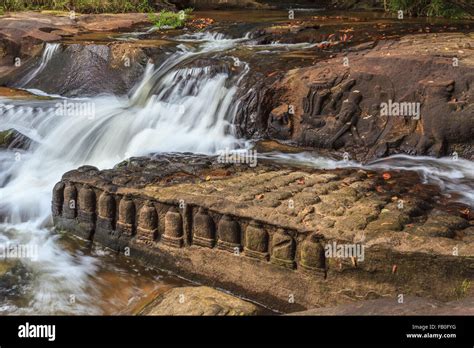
[52,154,474,312]
[241,33,474,161]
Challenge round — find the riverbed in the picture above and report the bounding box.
[0,9,472,314]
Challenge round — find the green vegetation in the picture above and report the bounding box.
[388,0,469,18]
[148,8,193,29]
[454,279,471,299]
[0,130,14,148]
[0,0,155,13]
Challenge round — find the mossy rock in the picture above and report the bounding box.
[0,129,32,150]
[0,129,14,148]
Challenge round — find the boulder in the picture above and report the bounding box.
[0,129,32,150]
[140,286,259,315]
[241,33,474,161]
[53,154,474,312]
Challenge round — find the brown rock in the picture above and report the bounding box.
[244,33,474,161]
[140,286,259,316]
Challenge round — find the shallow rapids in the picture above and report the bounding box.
[0,25,472,315]
[0,32,250,314]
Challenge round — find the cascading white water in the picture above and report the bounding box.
[17,43,60,87]
[1,28,473,314]
[0,33,249,314]
[364,154,474,206]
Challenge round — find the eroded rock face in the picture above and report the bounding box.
[0,11,171,80]
[140,286,259,315]
[52,154,474,312]
[1,42,152,96]
[242,33,474,161]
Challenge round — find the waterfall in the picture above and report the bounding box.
[17,43,61,87]
[0,33,249,314]
[1,28,472,314]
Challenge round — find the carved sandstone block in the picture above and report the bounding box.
[117,194,135,236]
[244,221,269,260]
[62,182,77,219]
[137,200,158,244]
[52,181,65,217]
[162,207,184,248]
[193,207,215,248]
[270,229,296,269]
[217,215,241,253]
[97,191,116,232]
[300,234,326,276]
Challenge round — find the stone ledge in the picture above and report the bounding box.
[52,155,474,311]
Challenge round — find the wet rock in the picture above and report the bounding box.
[0,87,51,100]
[0,260,32,303]
[140,286,259,315]
[0,12,74,67]
[0,12,165,79]
[3,42,149,96]
[0,129,33,150]
[290,295,474,315]
[243,33,474,161]
[76,14,154,32]
[53,154,474,311]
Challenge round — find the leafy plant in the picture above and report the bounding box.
[149,8,193,29]
[425,0,467,18]
[388,0,469,18]
[454,279,471,299]
[1,0,158,13]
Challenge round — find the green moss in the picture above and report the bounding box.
[454,279,471,299]
[0,130,14,148]
[149,8,193,30]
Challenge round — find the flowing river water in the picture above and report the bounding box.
[0,10,473,314]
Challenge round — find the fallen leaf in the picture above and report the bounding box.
[460,208,470,218]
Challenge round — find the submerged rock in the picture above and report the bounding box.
[140,286,259,315]
[0,129,32,150]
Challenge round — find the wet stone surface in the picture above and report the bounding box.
[53,154,474,312]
